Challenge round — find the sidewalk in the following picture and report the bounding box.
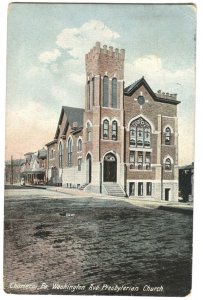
[46,185,193,214]
[19,184,193,214]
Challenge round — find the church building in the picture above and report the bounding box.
[46,42,180,201]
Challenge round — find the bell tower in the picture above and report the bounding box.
[83,42,126,193]
[84,41,125,110]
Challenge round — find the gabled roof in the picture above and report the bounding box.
[124,76,180,105]
[45,139,57,147]
[55,106,84,139]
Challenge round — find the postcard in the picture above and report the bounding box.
[4,2,195,297]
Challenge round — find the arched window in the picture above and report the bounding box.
[87,123,91,142]
[103,119,109,139]
[49,147,54,159]
[87,81,90,110]
[129,117,151,148]
[112,78,117,108]
[112,120,118,140]
[165,127,171,145]
[78,139,82,151]
[103,76,109,107]
[59,142,63,168]
[165,158,172,170]
[67,138,73,167]
[92,77,95,106]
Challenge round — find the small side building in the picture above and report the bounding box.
[179,163,194,201]
[20,149,47,185]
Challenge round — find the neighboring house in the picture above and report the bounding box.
[179,163,194,201]
[20,148,47,184]
[5,159,23,184]
[46,42,180,201]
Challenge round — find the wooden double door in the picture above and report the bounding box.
[103,153,117,182]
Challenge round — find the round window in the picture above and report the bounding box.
[137,95,145,105]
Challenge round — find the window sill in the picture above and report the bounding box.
[101,107,120,110]
[129,147,152,151]
[101,139,119,142]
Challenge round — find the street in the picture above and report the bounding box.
[4,187,192,296]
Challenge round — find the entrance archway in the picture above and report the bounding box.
[86,153,92,183]
[103,152,117,182]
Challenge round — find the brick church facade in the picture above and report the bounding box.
[46,42,180,201]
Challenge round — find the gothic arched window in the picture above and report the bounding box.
[112,120,118,140]
[87,81,90,110]
[87,123,91,142]
[59,142,63,168]
[165,127,171,145]
[103,76,109,107]
[67,138,73,167]
[129,117,151,148]
[103,119,109,139]
[112,78,117,108]
[78,139,82,152]
[165,158,172,170]
[92,77,95,106]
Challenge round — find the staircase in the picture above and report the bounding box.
[78,183,89,190]
[103,182,126,197]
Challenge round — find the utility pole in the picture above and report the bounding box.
[10,155,14,185]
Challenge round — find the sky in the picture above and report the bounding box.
[5,3,196,165]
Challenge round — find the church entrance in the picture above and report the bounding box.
[103,153,117,182]
[86,153,92,183]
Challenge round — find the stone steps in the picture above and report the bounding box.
[103,183,126,197]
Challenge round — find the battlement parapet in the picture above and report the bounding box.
[156,90,177,100]
[85,41,125,61]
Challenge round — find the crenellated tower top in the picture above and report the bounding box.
[85,42,125,80]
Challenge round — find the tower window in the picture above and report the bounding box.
[87,123,91,142]
[92,77,95,106]
[112,78,117,108]
[103,119,109,139]
[165,127,171,145]
[103,76,109,107]
[87,81,90,110]
[165,158,172,170]
[112,120,118,140]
